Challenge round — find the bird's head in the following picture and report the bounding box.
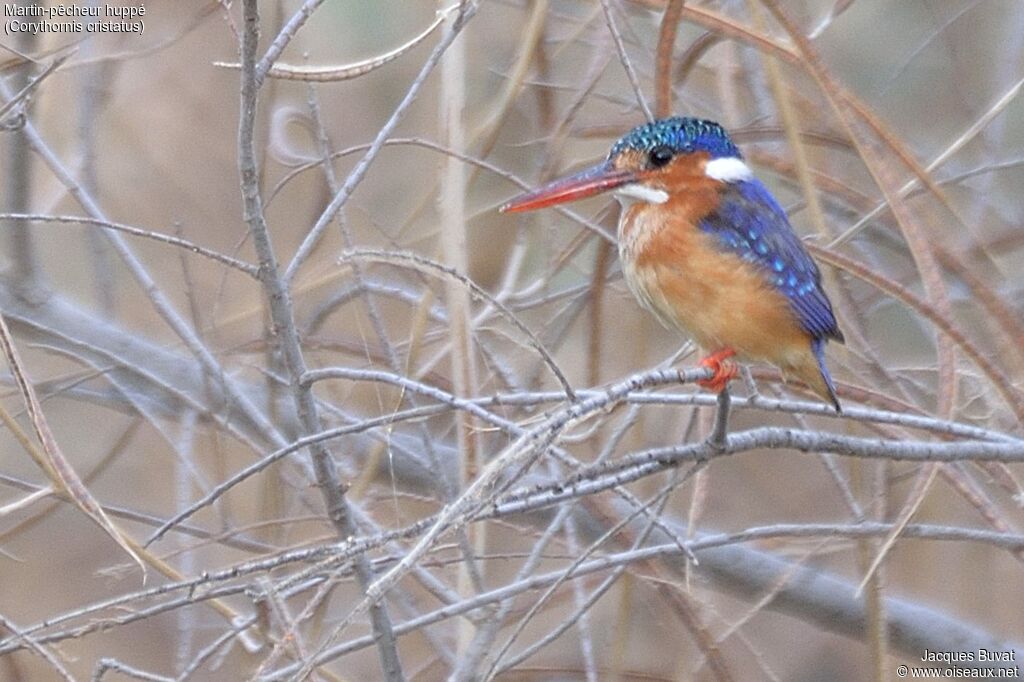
[501,117,750,213]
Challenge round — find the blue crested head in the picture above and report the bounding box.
[500,116,747,214]
[609,117,741,161]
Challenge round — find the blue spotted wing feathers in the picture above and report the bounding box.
[698,179,843,343]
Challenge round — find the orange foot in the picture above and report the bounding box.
[698,348,738,393]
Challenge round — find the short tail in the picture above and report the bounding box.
[811,338,841,413]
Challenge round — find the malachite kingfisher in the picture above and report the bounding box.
[501,116,844,411]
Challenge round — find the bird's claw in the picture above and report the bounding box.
[697,348,738,393]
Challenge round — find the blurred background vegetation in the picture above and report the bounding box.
[0,0,1022,679]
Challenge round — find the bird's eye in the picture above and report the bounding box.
[648,145,673,168]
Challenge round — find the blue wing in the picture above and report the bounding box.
[698,179,843,343]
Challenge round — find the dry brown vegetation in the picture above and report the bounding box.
[1,0,1023,680]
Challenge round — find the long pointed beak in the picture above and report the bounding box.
[500,161,637,213]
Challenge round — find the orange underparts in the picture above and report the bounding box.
[698,348,738,393]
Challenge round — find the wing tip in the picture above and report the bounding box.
[812,338,842,413]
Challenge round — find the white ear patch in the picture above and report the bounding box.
[705,157,752,183]
[614,183,669,206]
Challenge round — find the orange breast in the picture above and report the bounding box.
[617,185,813,370]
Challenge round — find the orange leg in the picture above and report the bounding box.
[697,348,738,393]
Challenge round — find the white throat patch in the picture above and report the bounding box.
[704,157,752,183]
[614,183,669,208]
